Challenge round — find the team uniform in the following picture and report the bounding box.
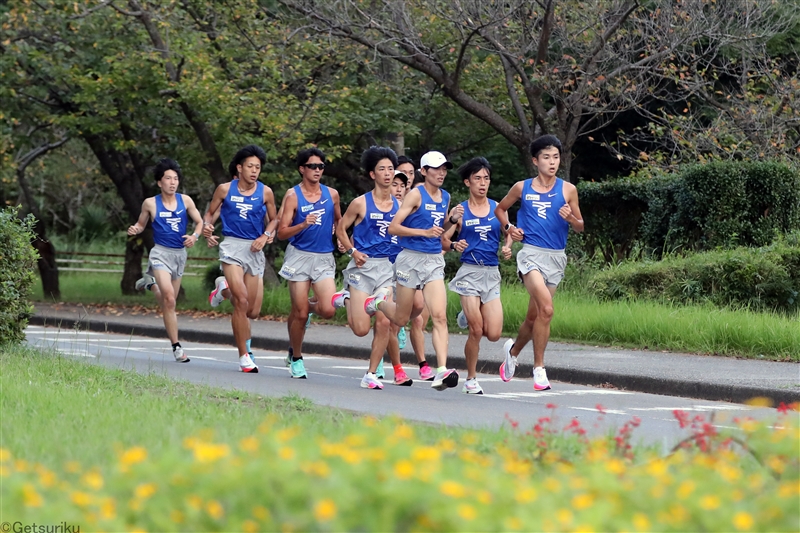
[343,192,399,295]
[394,187,450,289]
[516,178,569,286]
[279,185,336,282]
[147,194,188,280]
[218,179,267,276]
[448,199,502,303]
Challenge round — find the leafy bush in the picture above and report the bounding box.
[75,204,112,242]
[588,241,800,312]
[0,207,38,344]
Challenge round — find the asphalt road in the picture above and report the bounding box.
[25,325,784,448]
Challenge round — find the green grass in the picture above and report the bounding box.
[2,345,797,531]
[32,272,800,360]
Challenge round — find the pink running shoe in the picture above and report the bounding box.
[393,369,413,386]
[419,364,435,381]
[209,276,228,308]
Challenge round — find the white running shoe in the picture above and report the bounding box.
[209,276,228,308]
[533,367,551,391]
[331,289,350,309]
[462,378,483,395]
[239,353,258,373]
[456,310,468,329]
[431,369,459,391]
[364,287,390,316]
[499,339,517,382]
[173,346,189,363]
[360,372,384,390]
[135,274,156,292]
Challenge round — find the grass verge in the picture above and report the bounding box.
[33,273,800,360]
[2,345,798,531]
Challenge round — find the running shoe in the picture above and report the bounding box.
[360,372,383,390]
[533,367,551,391]
[290,358,308,379]
[499,339,517,382]
[397,327,407,349]
[376,358,385,379]
[462,378,483,395]
[431,368,459,391]
[331,289,350,309]
[364,287,390,316]
[135,274,156,292]
[284,347,293,367]
[419,364,435,381]
[456,310,468,329]
[209,276,228,307]
[393,369,413,386]
[173,346,190,363]
[239,354,258,373]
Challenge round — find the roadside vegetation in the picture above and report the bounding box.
[2,345,797,531]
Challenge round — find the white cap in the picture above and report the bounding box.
[419,151,453,170]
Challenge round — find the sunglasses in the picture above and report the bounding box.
[303,163,325,170]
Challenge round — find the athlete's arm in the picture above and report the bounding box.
[330,188,345,252]
[443,202,463,232]
[495,181,525,242]
[262,186,278,244]
[335,196,368,266]
[559,182,585,233]
[127,197,155,236]
[387,188,443,238]
[440,219,467,253]
[182,195,204,248]
[277,189,311,241]
[202,183,230,236]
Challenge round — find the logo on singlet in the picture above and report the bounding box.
[474,225,492,241]
[376,219,391,237]
[530,201,551,220]
[158,211,172,218]
[231,196,244,202]
[166,217,182,232]
[236,203,253,219]
[465,219,479,227]
[370,213,383,220]
[431,212,444,226]
[309,208,326,225]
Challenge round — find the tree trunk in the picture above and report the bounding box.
[263,246,281,288]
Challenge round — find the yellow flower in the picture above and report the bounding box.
[0,448,10,462]
[646,459,668,477]
[411,446,440,462]
[170,510,183,524]
[515,487,537,503]
[15,459,30,472]
[439,481,466,498]
[71,491,93,507]
[279,447,295,460]
[700,495,720,510]
[135,483,157,500]
[314,499,337,521]
[82,471,104,490]
[676,480,695,499]
[120,446,147,466]
[778,481,799,498]
[457,504,476,520]
[477,490,492,504]
[543,477,561,492]
[438,439,456,452]
[345,434,366,447]
[394,459,414,480]
[733,511,754,530]
[363,416,378,427]
[557,509,573,526]
[505,517,523,531]
[632,513,651,531]
[605,458,626,474]
[193,442,230,463]
[100,498,116,520]
[253,505,271,520]
[38,467,57,488]
[23,483,42,507]
[276,427,299,442]
[766,455,787,474]
[242,520,259,533]
[572,493,594,510]
[744,397,772,408]
[463,433,478,445]
[393,424,414,440]
[64,461,81,473]
[240,436,259,452]
[302,461,331,478]
[206,500,224,520]
[669,504,688,524]
[187,495,202,510]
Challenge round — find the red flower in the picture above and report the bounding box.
[596,404,606,414]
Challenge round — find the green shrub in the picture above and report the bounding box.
[588,241,800,312]
[0,207,38,343]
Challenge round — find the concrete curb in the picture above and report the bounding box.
[28,314,800,406]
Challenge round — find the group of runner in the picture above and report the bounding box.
[128,135,584,394]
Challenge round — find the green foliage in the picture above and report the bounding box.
[74,204,112,242]
[588,240,800,313]
[0,207,37,343]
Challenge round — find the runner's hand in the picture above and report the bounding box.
[453,239,468,253]
[510,227,525,242]
[448,204,464,223]
[206,234,219,247]
[354,250,368,267]
[426,226,444,238]
[501,245,512,260]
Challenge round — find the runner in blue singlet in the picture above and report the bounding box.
[494,135,585,391]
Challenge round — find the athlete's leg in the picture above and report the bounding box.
[152,269,179,344]
[421,279,449,368]
[481,297,504,343]
[377,284,416,326]
[309,277,336,320]
[460,294,483,380]
[287,279,312,357]
[244,272,263,320]
[409,293,429,364]
[222,263,251,356]
[344,287,372,337]
[370,311,392,373]
[526,273,557,368]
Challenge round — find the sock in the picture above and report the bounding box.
[418,361,429,369]
[172,342,181,350]
[292,356,302,362]
[246,339,252,353]
[393,364,403,375]
[437,366,447,373]
[288,347,293,357]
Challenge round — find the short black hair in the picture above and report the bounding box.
[530,135,562,158]
[397,155,415,168]
[411,169,425,187]
[153,158,183,182]
[361,145,399,174]
[227,157,238,179]
[296,147,326,168]
[457,157,492,181]
[232,145,267,168]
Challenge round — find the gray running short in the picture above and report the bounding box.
[219,237,265,277]
[147,244,187,280]
[278,243,335,283]
[343,257,394,295]
[516,244,567,287]
[448,264,502,304]
[394,249,445,289]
